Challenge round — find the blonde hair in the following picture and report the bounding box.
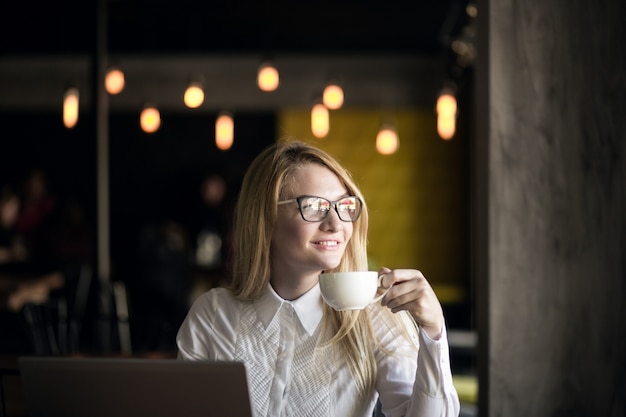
[229,139,415,398]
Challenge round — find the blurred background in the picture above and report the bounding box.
[0,0,477,408]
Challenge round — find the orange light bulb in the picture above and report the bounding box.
[140,106,160,133]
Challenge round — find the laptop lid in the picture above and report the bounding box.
[18,356,253,417]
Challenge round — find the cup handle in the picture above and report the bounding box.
[371,275,390,304]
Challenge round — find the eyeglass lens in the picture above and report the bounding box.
[299,196,361,222]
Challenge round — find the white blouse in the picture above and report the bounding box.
[176,283,460,417]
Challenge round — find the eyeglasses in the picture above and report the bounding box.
[277,195,363,222]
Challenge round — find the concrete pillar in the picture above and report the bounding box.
[475,0,626,415]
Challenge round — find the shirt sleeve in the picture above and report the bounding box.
[176,291,216,360]
[374,309,460,417]
[176,288,241,361]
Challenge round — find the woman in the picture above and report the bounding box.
[177,140,460,417]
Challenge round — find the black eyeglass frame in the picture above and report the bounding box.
[277,195,363,222]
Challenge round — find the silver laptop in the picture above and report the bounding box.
[18,356,253,417]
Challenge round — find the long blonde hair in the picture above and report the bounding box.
[229,139,411,398]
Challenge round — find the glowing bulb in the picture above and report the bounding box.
[63,87,79,129]
[140,106,160,133]
[323,83,344,110]
[376,126,399,155]
[436,91,458,140]
[311,103,329,138]
[105,67,125,95]
[215,112,234,151]
[184,82,204,108]
[257,63,279,92]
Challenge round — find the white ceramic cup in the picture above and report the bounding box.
[318,271,389,311]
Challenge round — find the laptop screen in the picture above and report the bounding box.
[18,356,253,417]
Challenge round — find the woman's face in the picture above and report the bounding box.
[271,163,353,278]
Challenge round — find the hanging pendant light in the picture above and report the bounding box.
[436,89,458,140]
[140,104,161,134]
[184,80,205,109]
[322,81,344,110]
[311,101,329,139]
[376,123,399,155]
[257,61,280,92]
[105,67,125,95]
[63,87,79,129]
[215,112,234,151]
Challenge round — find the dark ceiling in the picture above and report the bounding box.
[1,0,471,56]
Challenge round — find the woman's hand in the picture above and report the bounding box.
[378,267,445,340]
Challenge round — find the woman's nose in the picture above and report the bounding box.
[320,207,343,231]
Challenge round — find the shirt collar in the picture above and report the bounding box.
[255,282,324,336]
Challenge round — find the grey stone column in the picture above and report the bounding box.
[475,0,626,415]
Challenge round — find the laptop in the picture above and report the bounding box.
[18,356,253,417]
